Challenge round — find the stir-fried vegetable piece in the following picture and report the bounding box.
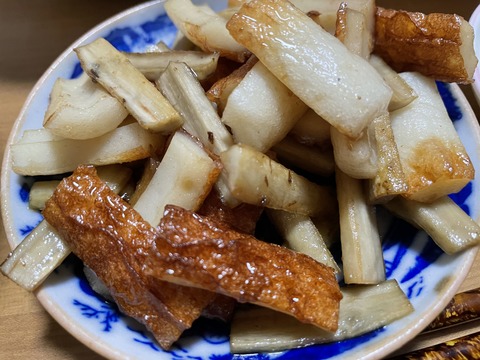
[230,280,413,353]
[75,38,182,133]
[384,196,480,254]
[226,0,392,138]
[0,165,132,291]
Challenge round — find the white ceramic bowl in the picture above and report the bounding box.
[2,1,480,359]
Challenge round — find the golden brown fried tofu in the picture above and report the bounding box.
[43,165,214,349]
[374,7,478,84]
[148,205,342,333]
[198,189,263,234]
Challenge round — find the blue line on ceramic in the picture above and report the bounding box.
[73,299,120,332]
[436,82,463,122]
[127,326,162,352]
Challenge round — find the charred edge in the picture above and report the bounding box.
[208,131,214,144]
[225,124,233,136]
[89,66,100,84]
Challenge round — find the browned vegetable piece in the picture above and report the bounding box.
[147,205,342,333]
[42,165,215,350]
[374,7,478,84]
[206,55,258,115]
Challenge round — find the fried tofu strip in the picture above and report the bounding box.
[374,7,478,84]
[147,205,342,333]
[0,165,132,291]
[42,166,215,349]
[198,189,263,235]
[226,0,392,138]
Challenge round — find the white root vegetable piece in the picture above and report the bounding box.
[311,216,339,249]
[336,168,385,284]
[221,144,336,217]
[125,50,219,81]
[11,123,164,176]
[230,1,374,43]
[157,61,238,206]
[334,13,407,194]
[43,73,129,139]
[75,38,182,134]
[335,4,370,59]
[227,0,391,139]
[289,109,332,147]
[164,0,250,62]
[157,62,234,154]
[306,10,337,35]
[230,279,413,353]
[133,131,222,227]
[29,180,61,210]
[16,129,63,144]
[330,125,377,179]
[272,136,335,177]
[206,55,258,115]
[384,196,480,254]
[369,113,408,203]
[332,4,404,187]
[0,165,132,291]
[329,1,380,180]
[369,54,417,111]
[391,72,474,202]
[267,209,340,274]
[222,61,308,152]
[294,0,376,50]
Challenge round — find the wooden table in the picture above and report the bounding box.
[0,1,479,359]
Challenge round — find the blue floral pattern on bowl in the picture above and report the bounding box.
[3,1,480,359]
